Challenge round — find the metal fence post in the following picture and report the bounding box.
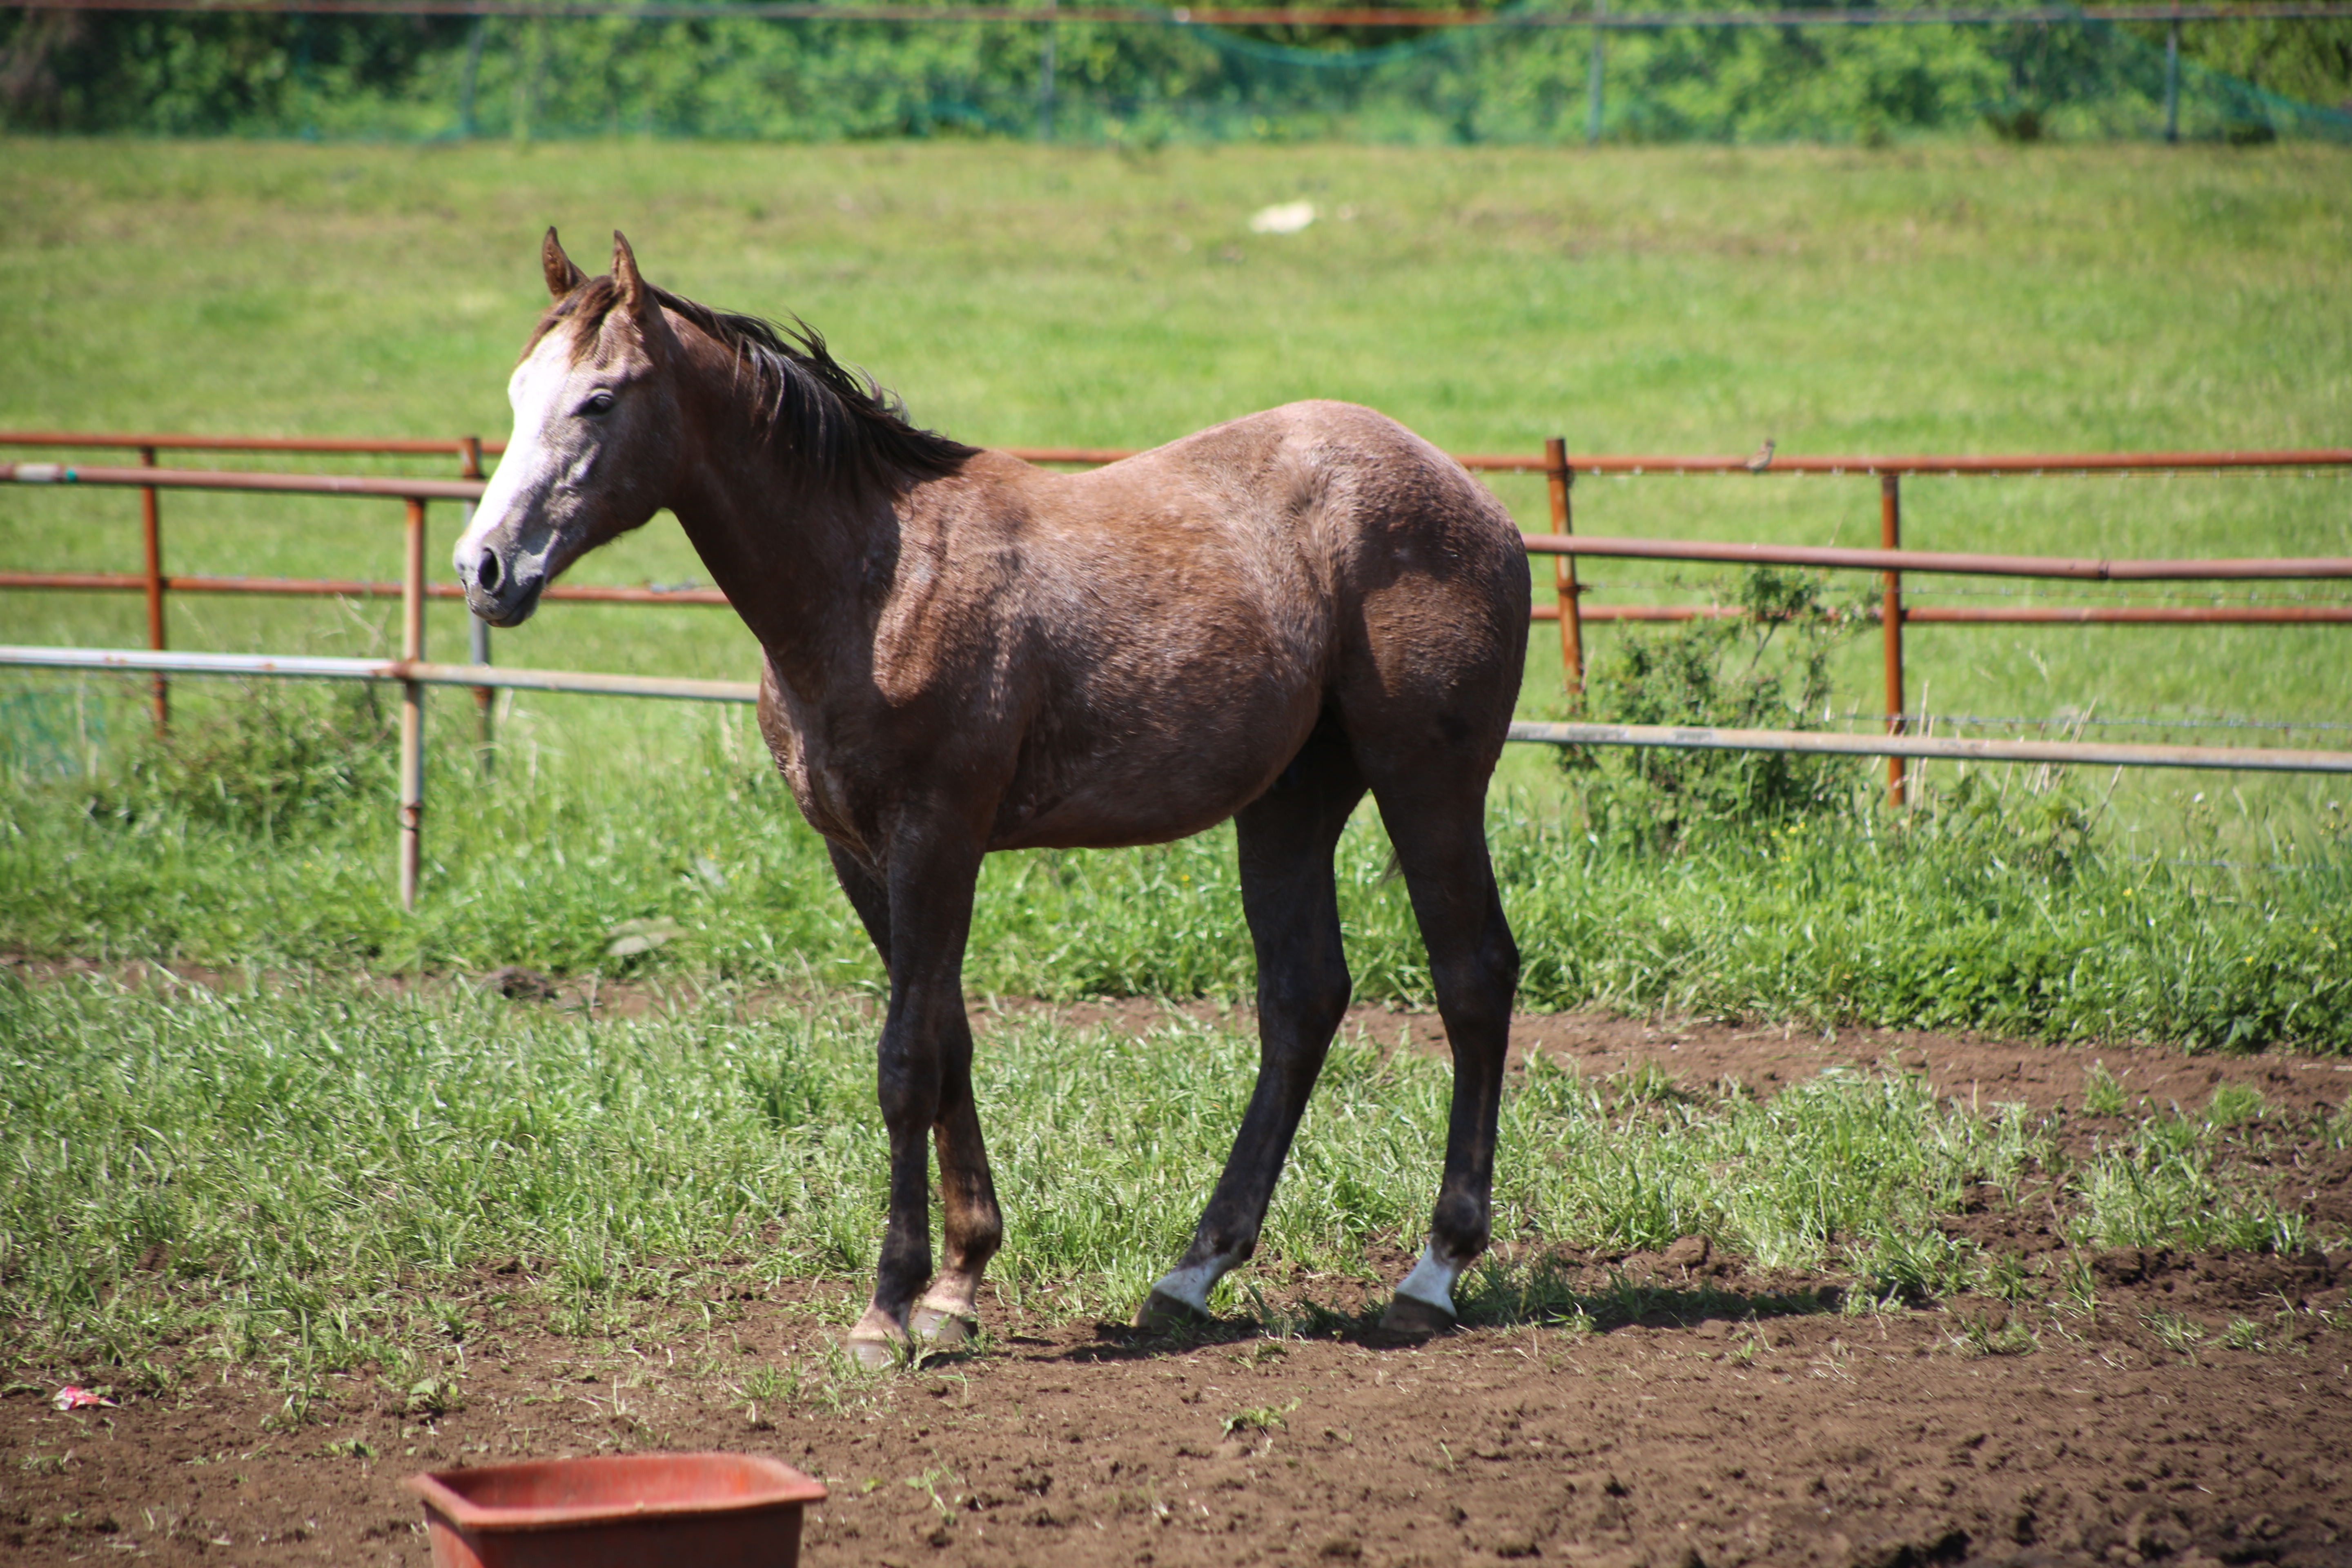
[457,15,487,136]
[459,435,493,777]
[1039,0,1058,143]
[2165,19,2182,143]
[139,445,168,735]
[1546,437,1584,695]
[1880,472,1907,807]
[468,614,494,780]
[1586,0,1607,145]
[399,497,427,911]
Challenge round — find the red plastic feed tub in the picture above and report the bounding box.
[406,1452,828,1568]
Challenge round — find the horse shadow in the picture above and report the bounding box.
[1051,1263,1847,1365]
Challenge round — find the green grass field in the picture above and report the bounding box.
[4,138,2351,1385]
[4,138,2350,1047]
[7,137,2349,730]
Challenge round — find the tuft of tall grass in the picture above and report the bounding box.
[81,680,396,838]
[2068,1088,2307,1254]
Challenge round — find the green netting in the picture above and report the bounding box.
[0,688,104,782]
[3,4,2349,143]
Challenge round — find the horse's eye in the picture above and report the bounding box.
[580,390,616,416]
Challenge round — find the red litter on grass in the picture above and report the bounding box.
[51,1386,117,1411]
[406,1452,826,1568]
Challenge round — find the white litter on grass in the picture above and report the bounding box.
[1248,201,1317,235]
[605,917,686,958]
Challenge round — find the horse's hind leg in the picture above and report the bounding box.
[1138,719,1365,1330]
[1365,779,1519,1336]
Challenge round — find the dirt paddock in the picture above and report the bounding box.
[7,1007,2349,1568]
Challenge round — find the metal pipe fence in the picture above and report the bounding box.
[1512,445,2352,804]
[14,644,2352,774]
[5,433,2349,904]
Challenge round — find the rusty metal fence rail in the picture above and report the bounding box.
[1510,442,2352,804]
[5,433,2351,906]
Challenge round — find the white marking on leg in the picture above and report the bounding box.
[1394,1243,1465,1318]
[1147,1254,1243,1316]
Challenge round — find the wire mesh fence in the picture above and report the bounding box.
[4,1,2349,144]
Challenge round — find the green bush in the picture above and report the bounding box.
[83,681,394,839]
[1561,568,1869,851]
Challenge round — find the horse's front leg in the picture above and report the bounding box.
[909,1028,1001,1347]
[846,833,998,1369]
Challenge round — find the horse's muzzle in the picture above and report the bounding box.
[458,548,545,628]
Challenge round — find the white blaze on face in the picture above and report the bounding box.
[453,328,581,576]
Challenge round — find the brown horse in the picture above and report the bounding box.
[457,231,1528,1366]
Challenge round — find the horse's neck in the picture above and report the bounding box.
[666,383,899,698]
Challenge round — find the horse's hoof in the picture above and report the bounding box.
[1135,1288,1210,1333]
[1379,1294,1458,1339]
[845,1330,902,1370]
[910,1307,978,1347]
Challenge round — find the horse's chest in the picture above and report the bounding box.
[769,730,871,849]
[759,670,875,851]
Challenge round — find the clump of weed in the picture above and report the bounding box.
[1558,568,1867,852]
[2083,1061,2129,1117]
[1945,1309,2038,1358]
[2071,1107,2305,1254]
[1860,1227,1981,1303]
[1223,1399,1296,1438]
[82,681,392,838]
[2325,1099,2352,1153]
[2218,1316,2270,1352]
[2141,1308,2207,1360]
[2205,1082,2267,1128]
[1904,766,2100,882]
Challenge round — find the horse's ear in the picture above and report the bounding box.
[612,231,652,318]
[542,227,586,300]
[606,230,675,363]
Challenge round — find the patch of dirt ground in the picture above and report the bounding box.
[5,1006,2350,1568]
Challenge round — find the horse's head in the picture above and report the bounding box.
[456,229,683,626]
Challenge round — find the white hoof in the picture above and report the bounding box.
[1392,1242,1468,1321]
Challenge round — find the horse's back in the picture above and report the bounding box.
[898,402,1527,850]
[1049,399,1527,627]
[1113,401,1531,763]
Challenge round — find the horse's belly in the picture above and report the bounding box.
[988,695,1320,852]
[989,787,1265,852]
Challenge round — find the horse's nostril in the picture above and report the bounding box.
[478,552,504,593]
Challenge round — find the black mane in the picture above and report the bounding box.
[542,277,978,492]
